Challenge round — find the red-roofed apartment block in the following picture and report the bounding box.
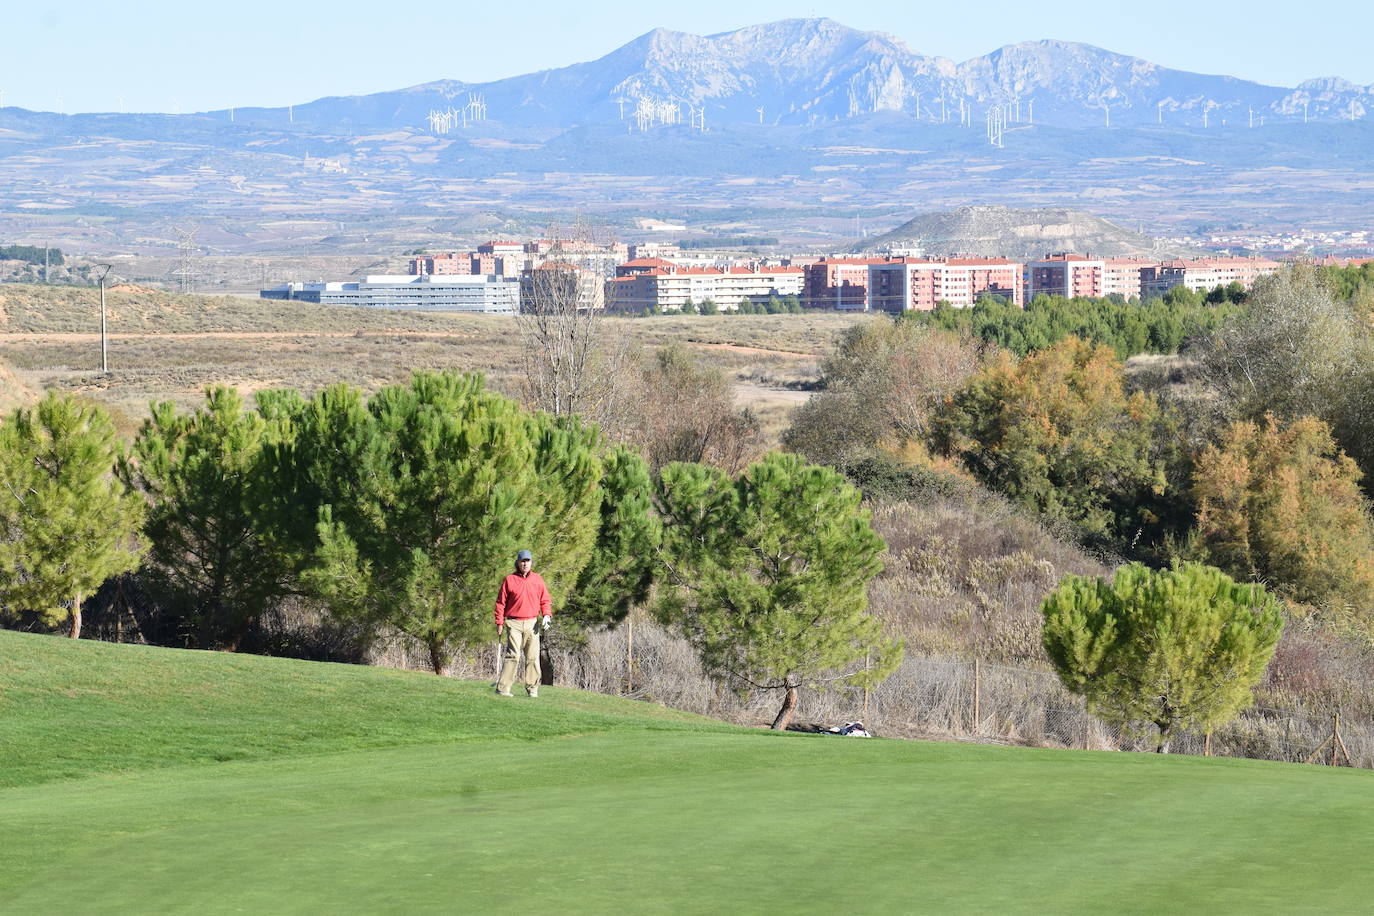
[1145,257,1282,295]
[868,258,1025,311]
[608,263,804,311]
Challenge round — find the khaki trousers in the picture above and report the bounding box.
[497,617,540,694]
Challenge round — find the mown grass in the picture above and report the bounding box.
[4,630,1374,913]
[0,630,723,790]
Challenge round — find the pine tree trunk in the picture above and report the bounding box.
[67,594,82,639]
[428,641,449,676]
[770,684,799,731]
[1156,722,1173,754]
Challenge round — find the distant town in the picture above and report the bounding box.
[260,238,1371,314]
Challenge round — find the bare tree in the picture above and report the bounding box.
[517,220,619,418]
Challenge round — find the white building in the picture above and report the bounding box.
[261,275,519,313]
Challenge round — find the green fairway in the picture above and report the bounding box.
[3,631,1373,913]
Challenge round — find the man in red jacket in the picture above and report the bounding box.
[494,549,552,697]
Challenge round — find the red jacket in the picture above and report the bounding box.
[494,571,552,627]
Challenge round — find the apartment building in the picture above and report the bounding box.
[608,264,804,311]
[945,258,1025,307]
[1101,258,1156,299]
[805,257,1023,311]
[521,261,605,312]
[803,258,885,310]
[409,252,475,276]
[866,258,1025,312]
[616,257,677,277]
[1145,257,1282,295]
[1027,254,1106,299]
[626,242,681,261]
[411,239,628,280]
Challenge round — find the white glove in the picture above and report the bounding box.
[541,615,551,631]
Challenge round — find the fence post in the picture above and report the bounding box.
[863,648,870,720]
[1306,708,1353,767]
[626,616,634,693]
[972,658,981,734]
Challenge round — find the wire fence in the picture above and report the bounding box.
[864,656,1371,767]
[145,603,1369,772]
[547,624,1374,770]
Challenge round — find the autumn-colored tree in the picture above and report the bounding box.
[931,336,1171,541]
[1193,414,1374,613]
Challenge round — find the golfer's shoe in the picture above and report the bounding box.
[495,688,513,697]
[527,687,539,698]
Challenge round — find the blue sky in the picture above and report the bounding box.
[2,0,1365,114]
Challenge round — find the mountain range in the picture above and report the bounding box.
[1,19,1371,261]
[241,19,1372,131]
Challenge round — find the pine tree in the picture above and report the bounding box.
[655,452,902,730]
[0,393,143,637]
[1042,562,1282,752]
[294,372,602,674]
[562,446,661,634]
[120,387,293,649]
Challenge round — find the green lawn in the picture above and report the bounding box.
[3,630,1372,913]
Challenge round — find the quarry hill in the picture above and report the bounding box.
[859,206,1204,261]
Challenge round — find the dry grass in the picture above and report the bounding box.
[0,284,868,445]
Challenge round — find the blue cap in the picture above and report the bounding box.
[516,550,533,561]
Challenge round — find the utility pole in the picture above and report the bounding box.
[97,264,112,373]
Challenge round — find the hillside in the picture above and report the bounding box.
[0,356,36,411]
[858,205,1203,260]
[4,631,1374,912]
[0,284,489,335]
